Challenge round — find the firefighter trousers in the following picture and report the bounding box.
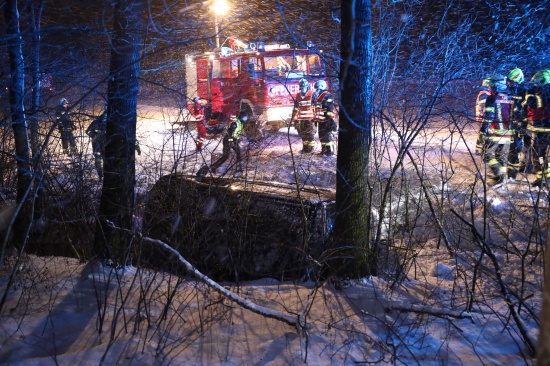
[532,129,550,180]
[296,120,315,153]
[210,136,243,172]
[483,141,510,180]
[318,121,334,155]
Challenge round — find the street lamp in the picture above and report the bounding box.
[210,0,230,48]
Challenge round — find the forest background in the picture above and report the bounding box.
[1,0,550,364]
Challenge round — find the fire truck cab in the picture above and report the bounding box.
[185,40,327,135]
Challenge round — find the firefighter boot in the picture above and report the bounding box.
[532,178,549,189]
[324,145,334,156]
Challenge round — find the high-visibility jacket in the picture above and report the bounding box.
[524,85,550,133]
[475,89,489,123]
[508,83,527,123]
[313,90,335,122]
[483,92,514,143]
[294,90,314,121]
[189,102,205,122]
[227,118,243,140]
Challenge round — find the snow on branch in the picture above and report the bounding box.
[384,304,473,320]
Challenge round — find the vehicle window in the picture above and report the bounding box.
[212,59,239,79]
[308,55,325,76]
[262,54,324,79]
[241,58,261,78]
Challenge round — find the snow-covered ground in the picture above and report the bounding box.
[134,104,339,189]
[0,104,542,365]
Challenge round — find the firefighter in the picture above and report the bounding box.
[474,76,492,155]
[196,112,246,178]
[312,80,337,156]
[482,76,514,185]
[525,70,550,188]
[55,97,77,155]
[505,68,529,180]
[86,109,107,179]
[292,78,315,153]
[189,97,206,151]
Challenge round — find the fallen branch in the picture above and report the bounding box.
[385,304,473,320]
[142,236,301,329]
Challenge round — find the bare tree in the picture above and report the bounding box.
[2,0,32,255]
[332,0,373,277]
[94,0,145,266]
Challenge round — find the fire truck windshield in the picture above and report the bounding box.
[263,54,325,79]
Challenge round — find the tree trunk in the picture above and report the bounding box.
[26,0,45,219]
[2,0,32,251]
[27,0,44,158]
[537,225,550,364]
[95,0,145,266]
[332,0,373,277]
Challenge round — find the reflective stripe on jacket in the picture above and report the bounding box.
[294,90,314,121]
[313,90,333,122]
[483,92,513,143]
[475,89,489,123]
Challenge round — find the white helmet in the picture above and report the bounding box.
[299,78,310,94]
[314,80,327,91]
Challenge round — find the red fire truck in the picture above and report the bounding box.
[185,39,328,134]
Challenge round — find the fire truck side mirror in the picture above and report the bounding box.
[257,42,265,52]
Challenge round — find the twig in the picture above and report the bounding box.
[141,235,301,329]
[386,304,473,321]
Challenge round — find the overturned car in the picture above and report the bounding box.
[142,174,336,281]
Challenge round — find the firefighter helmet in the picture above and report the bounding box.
[193,97,201,104]
[59,97,68,106]
[507,68,524,84]
[299,78,310,94]
[238,111,248,122]
[531,70,550,86]
[483,75,506,93]
[314,80,327,91]
[481,76,492,88]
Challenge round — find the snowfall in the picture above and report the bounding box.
[0,104,542,365]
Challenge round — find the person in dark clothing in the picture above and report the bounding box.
[505,68,530,180]
[482,76,514,185]
[55,97,77,155]
[85,107,141,179]
[86,110,107,179]
[196,112,246,178]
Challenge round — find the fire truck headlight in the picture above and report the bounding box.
[249,42,256,50]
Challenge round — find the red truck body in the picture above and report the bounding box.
[185,41,327,131]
